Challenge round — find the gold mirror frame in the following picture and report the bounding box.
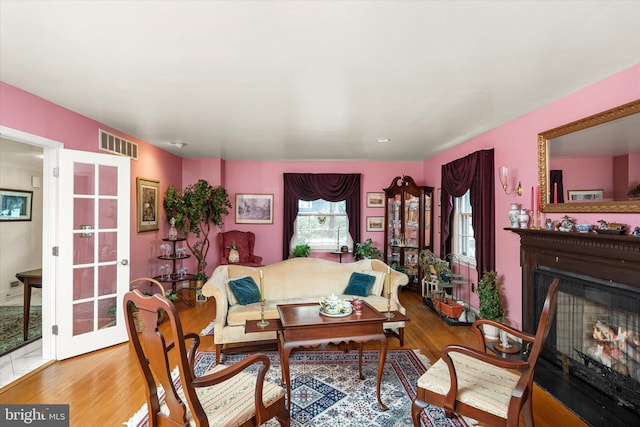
[539,99,640,213]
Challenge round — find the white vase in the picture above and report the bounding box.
[508,203,519,228]
[519,209,530,229]
[483,324,500,339]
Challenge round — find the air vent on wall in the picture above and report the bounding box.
[99,129,138,160]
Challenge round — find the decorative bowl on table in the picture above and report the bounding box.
[575,224,594,233]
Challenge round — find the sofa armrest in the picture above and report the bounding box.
[248,254,263,264]
[201,266,229,328]
[370,259,410,313]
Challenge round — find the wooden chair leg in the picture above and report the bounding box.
[276,408,290,426]
[411,398,428,427]
[215,344,223,364]
[399,327,405,346]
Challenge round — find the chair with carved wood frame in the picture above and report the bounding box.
[412,278,559,427]
[125,278,290,427]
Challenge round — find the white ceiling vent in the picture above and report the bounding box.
[99,129,138,160]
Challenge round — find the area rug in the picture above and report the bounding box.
[125,349,475,427]
[0,305,42,356]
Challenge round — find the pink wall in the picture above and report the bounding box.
[0,82,184,283]
[421,64,640,329]
[2,62,639,326]
[551,157,613,200]
[220,161,425,268]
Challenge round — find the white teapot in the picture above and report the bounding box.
[319,293,345,314]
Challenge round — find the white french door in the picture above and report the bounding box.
[56,149,130,359]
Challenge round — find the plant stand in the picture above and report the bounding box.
[154,238,195,305]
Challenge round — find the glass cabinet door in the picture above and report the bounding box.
[386,193,401,269]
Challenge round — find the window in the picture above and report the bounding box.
[454,190,475,264]
[293,199,350,251]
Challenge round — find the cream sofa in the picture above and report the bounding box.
[201,257,410,362]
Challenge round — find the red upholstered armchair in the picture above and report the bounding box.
[219,230,264,267]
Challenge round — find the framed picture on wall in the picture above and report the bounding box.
[366,192,384,208]
[236,194,274,224]
[0,188,33,221]
[366,216,384,232]
[136,177,160,232]
[567,189,604,201]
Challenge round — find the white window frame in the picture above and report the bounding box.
[453,190,476,267]
[291,199,351,252]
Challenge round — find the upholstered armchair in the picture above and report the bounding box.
[412,279,559,427]
[219,230,264,267]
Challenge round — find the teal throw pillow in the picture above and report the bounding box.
[344,272,376,297]
[228,276,261,305]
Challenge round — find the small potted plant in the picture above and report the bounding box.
[292,243,311,258]
[353,238,382,260]
[418,250,452,283]
[477,270,505,338]
[628,183,640,199]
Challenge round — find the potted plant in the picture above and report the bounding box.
[163,179,232,279]
[628,183,640,198]
[353,238,382,260]
[418,250,452,283]
[292,243,311,258]
[477,270,505,338]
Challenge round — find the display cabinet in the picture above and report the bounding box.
[383,176,433,289]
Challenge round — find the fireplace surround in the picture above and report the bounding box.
[510,228,640,426]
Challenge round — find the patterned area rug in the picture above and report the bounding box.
[0,305,41,356]
[125,349,475,427]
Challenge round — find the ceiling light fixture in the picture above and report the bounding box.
[168,141,187,149]
[377,138,391,143]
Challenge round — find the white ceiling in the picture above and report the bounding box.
[1,1,639,161]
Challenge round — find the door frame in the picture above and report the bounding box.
[0,126,62,360]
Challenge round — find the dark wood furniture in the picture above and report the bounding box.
[16,268,42,340]
[383,176,434,288]
[154,238,194,305]
[276,301,407,412]
[412,279,559,427]
[124,279,290,427]
[507,228,640,332]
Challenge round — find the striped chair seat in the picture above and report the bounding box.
[161,364,286,427]
[417,352,520,419]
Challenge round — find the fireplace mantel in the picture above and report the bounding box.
[507,228,640,332]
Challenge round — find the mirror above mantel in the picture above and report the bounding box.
[539,99,640,213]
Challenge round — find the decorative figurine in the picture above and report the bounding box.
[632,226,640,237]
[168,217,178,240]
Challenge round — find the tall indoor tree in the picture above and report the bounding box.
[163,179,232,279]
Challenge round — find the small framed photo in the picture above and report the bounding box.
[366,216,384,232]
[366,192,385,208]
[236,194,274,224]
[136,178,159,232]
[567,189,604,201]
[0,188,33,221]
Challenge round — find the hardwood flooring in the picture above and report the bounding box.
[0,289,588,427]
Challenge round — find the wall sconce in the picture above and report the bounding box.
[499,166,523,196]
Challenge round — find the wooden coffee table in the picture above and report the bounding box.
[272,301,408,411]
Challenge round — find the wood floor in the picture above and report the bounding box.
[0,289,588,427]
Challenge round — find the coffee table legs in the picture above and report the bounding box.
[376,336,389,411]
[280,337,389,411]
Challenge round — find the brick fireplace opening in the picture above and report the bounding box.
[510,228,640,426]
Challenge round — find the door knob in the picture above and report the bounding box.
[120,259,129,265]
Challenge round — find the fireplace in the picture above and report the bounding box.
[510,228,640,426]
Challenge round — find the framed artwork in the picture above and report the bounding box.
[0,188,33,221]
[136,178,159,232]
[366,192,384,208]
[236,194,274,224]
[366,216,384,232]
[567,189,604,201]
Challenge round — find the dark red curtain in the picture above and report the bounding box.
[440,149,495,277]
[283,173,360,260]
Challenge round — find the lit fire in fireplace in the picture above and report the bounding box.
[587,320,640,378]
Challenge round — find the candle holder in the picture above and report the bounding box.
[257,299,270,328]
[385,291,395,319]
